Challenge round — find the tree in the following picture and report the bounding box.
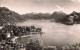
[26,39,43,50]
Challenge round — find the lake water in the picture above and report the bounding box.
[16,20,80,46]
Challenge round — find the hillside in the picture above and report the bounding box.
[62,11,80,25]
[50,11,67,22]
[0,7,23,25]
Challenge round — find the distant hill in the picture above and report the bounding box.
[62,11,80,25]
[50,11,67,22]
[22,11,67,20]
[22,12,51,20]
[22,11,80,25]
[0,7,23,25]
[50,11,80,25]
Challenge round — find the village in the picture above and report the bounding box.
[0,24,43,50]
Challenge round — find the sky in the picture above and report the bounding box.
[1,0,80,14]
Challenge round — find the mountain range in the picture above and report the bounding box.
[23,11,80,25]
[0,7,80,25]
[22,11,67,20]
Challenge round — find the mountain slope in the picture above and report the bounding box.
[51,11,67,22]
[62,11,80,25]
[0,7,23,25]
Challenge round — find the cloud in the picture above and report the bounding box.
[0,0,7,6]
[1,0,80,14]
[56,5,64,11]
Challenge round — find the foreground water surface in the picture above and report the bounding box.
[16,20,80,46]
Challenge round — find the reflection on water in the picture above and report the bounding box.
[16,20,80,46]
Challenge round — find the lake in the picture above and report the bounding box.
[16,20,80,46]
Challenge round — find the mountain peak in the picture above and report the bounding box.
[72,11,77,14]
[70,11,78,15]
[53,11,66,15]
